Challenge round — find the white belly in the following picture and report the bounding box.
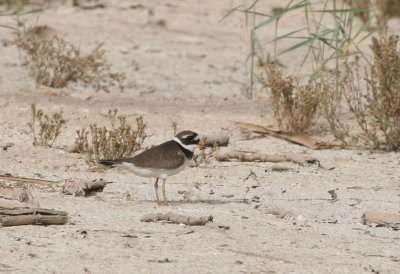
[117,160,188,179]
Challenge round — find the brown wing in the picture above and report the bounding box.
[119,140,186,170]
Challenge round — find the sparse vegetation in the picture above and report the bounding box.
[264,58,320,132]
[318,75,349,144]
[75,109,147,163]
[27,104,66,147]
[235,0,400,151]
[232,0,373,98]
[344,0,400,28]
[16,26,125,92]
[339,32,400,150]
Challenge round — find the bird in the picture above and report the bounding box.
[99,130,204,206]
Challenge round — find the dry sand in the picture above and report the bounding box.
[1,1,400,273]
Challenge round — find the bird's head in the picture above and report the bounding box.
[174,130,204,152]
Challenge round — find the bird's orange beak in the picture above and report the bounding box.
[198,138,205,150]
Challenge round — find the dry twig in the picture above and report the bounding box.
[215,149,319,166]
[362,212,400,230]
[0,174,54,187]
[141,212,213,226]
[0,207,68,227]
[235,121,342,149]
[61,179,107,196]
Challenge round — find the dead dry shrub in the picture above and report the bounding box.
[344,0,400,27]
[75,109,147,163]
[264,60,320,132]
[27,103,66,147]
[318,75,350,145]
[340,32,400,150]
[16,26,125,92]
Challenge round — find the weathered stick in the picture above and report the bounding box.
[0,207,68,216]
[141,212,213,226]
[264,207,297,219]
[0,207,68,227]
[1,215,68,226]
[215,149,319,166]
[362,212,400,229]
[61,179,107,196]
[234,121,342,150]
[203,134,229,147]
[0,174,54,187]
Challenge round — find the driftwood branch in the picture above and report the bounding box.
[0,174,54,186]
[1,215,68,227]
[215,149,319,166]
[0,174,108,197]
[362,212,400,229]
[61,179,107,196]
[141,212,213,226]
[234,121,342,150]
[203,134,229,147]
[0,207,68,227]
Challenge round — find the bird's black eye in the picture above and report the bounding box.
[187,135,193,140]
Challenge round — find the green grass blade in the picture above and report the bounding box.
[266,28,308,44]
[219,4,244,22]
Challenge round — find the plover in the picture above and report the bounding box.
[99,130,203,206]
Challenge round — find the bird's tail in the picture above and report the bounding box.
[98,159,118,166]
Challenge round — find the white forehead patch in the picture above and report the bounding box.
[181,133,196,140]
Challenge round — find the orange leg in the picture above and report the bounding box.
[162,178,169,206]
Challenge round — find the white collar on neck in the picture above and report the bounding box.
[173,137,197,152]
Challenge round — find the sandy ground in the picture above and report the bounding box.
[1,1,400,273]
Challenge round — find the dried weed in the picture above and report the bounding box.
[319,75,350,145]
[16,26,125,92]
[75,109,147,163]
[341,31,400,150]
[27,104,66,147]
[264,59,320,132]
[344,0,400,28]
